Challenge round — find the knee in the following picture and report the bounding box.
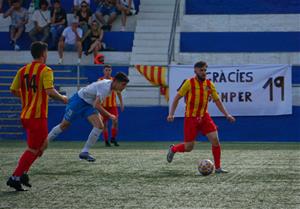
[60,123,70,130]
[210,138,220,147]
[185,144,194,152]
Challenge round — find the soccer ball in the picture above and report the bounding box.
[198,159,214,176]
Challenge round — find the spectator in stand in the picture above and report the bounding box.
[95,0,117,31]
[75,1,92,35]
[3,0,28,50]
[116,0,132,31]
[49,0,67,50]
[81,20,104,57]
[58,19,83,64]
[0,0,12,13]
[32,0,51,10]
[29,0,50,42]
[73,0,90,15]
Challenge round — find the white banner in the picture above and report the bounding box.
[169,64,292,117]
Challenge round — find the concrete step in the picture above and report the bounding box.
[134,32,170,40]
[135,25,171,33]
[139,5,174,13]
[132,47,169,54]
[130,60,168,65]
[137,20,172,27]
[123,86,166,105]
[137,13,173,20]
[140,0,175,5]
[132,53,168,60]
[133,39,169,47]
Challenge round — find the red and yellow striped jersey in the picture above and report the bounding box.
[10,61,54,119]
[98,76,117,107]
[178,77,219,117]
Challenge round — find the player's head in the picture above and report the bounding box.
[194,61,207,81]
[112,72,129,92]
[39,0,49,10]
[30,41,48,63]
[12,0,21,9]
[103,64,112,78]
[53,0,61,9]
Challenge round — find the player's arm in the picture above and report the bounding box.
[10,70,21,97]
[45,88,68,104]
[167,79,190,122]
[43,68,68,104]
[214,99,235,122]
[167,94,183,122]
[11,90,21,97]
[116,92,124,112]
[94,96,117,121]
[210,81,235,123]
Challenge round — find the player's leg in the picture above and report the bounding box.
[202,113,227,173]
[7,119,48,191]
[48,119,71,141]
[110,107,119,146]
[79,112,103,162]
[48,93,80,141]
[206,131,227,173]
[167,117,198,163]
[102,112,110,146]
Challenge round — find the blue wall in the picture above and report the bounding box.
[0,32,134,51]
[180,32,300,53]
[186,0,300,14]
[48,106,300,142]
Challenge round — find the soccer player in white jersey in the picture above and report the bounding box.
[47,72,129,161]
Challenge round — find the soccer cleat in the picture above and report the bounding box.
[105,141,111,147]
[215,168,229,174]
[20,173,32,187]
[6,177,25,191]
[111,139,119,147]
[79,152,96,162]
[167,145,175,163]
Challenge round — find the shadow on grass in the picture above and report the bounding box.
[0,190,28,198]
[33,169,83,176]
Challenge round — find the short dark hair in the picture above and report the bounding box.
[104,64,112,69]
[194,61,207,69]
[39,0,48,8]
[12,0,20,4]
[114,72,129,83]
[30,41,48,59]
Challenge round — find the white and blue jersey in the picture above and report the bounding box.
[64,80,112,122]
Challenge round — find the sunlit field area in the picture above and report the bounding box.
[0,141,299,209]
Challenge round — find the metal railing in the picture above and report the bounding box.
[167,0,181,65]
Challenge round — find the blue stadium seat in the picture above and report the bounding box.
[180,32,300,52]
[185,0,300,14]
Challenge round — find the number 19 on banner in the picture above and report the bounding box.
[262,76,284,101]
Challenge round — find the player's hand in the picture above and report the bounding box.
[110,114,117,122]
[226,114,235,123]
[167,114,174,122]
[62,95,68,104]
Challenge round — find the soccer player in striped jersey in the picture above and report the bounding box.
[7,41,68,191]
[98,65,124,147]
[47,72,129,161]
[166,61,235,174]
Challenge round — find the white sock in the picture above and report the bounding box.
[48,124,63,141]
[81,127,102,153]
